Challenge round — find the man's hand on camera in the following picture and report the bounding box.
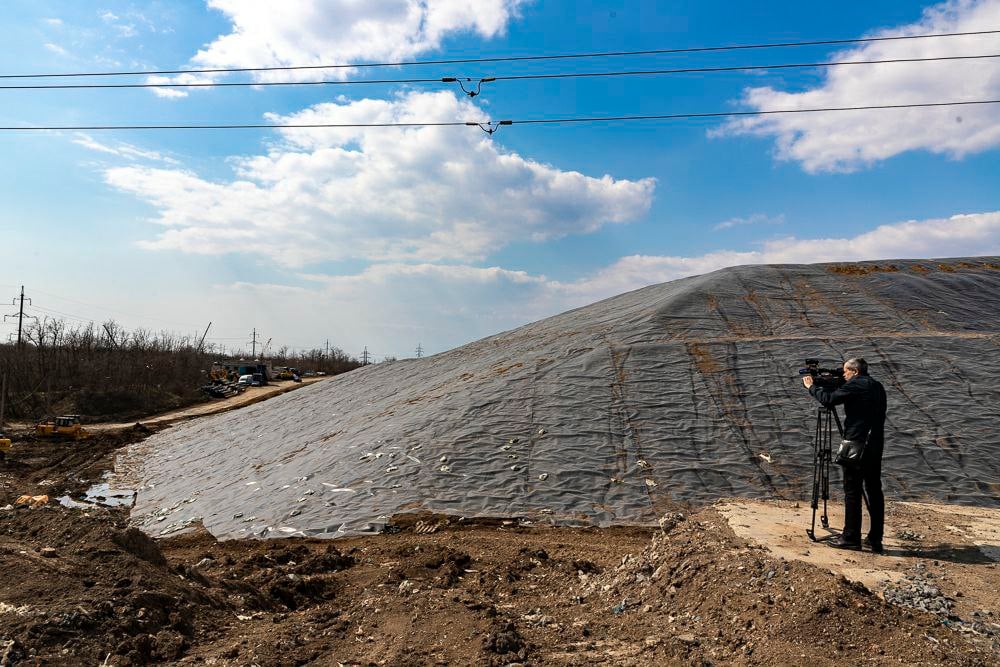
[802,376,814,389]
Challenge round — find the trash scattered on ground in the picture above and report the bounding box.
[896,529,925,541]
[13,494,49,508]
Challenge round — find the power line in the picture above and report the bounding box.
[2,29,998,80]
[28,303,96,323]
[1,99,997,132]
[27,286,202,328]
[2,52,996,91]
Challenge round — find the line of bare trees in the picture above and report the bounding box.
[0,317,361,423]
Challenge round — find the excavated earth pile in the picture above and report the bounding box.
[123,257,1000,540]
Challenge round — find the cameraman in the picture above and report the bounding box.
[802,358,887,552]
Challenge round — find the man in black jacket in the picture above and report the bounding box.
[802,358,887,552]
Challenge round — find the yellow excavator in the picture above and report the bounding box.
[0,433,11,460]
[35,415,91,440]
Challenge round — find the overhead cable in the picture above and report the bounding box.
[1,99,997,133]
[1,53,996,91]
[2,30,998,79]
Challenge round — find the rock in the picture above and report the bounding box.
[40,547,58,558]
[112,528,168,566]
[658,512,686,533]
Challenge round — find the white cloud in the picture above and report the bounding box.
[718,0,1000,172]
[713,213,785,231]
[44,42,69,56]
[553,210,1000,304]
[146,73,219,99]
[72,133,179,164]
[151,0,528,95]
[210,210,1000,356]
[100,11,119,22]
[43,17,63,26]
[105,91,655,265]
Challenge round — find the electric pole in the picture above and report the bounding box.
[325,339,330,358]
[362,346,370,365]
[415,342,423,358]
[4,286,31,348]
[249,328,259,358]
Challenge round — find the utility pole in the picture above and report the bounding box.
[325,339,330,358]
[362,346,370,366]
[4,286,31,348]
[249,328,259,358]
[415,342,423,358]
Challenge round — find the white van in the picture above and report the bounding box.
[237,374,254,388]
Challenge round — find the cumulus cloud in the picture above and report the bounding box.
[718,0,1000,172]
[106,91,655,264]
[152,0,528,96]
[43,17,63,26]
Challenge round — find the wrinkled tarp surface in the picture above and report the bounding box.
[123,258,1000,539]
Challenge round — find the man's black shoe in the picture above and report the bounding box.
[827,536,862,551]
[864,538,884,554]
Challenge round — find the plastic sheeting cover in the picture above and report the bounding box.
[123,258,1000,539]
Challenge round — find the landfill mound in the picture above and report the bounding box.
[124,257,1000,539]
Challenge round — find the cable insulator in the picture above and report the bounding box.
[465,120,513,136]
[443,77,495,98]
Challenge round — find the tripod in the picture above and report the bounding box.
[807,406,842,541]
[806,405,869,541]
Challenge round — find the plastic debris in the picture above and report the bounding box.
[14,495,49,508]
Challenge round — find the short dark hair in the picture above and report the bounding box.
[845,358,868,375]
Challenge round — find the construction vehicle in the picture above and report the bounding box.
[0,433,11,460]
[35,415,91,440]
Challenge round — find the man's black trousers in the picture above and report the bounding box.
[841,444,884,544]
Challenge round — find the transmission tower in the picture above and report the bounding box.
[248,328,259,358]
[362,346,371,365]
[415,342,423,358]
[4,286,32,347]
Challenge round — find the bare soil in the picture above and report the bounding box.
[1,423,997,665]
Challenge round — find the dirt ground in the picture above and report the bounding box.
[1,420,998,665]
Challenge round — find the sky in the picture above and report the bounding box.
[1,0,999,360]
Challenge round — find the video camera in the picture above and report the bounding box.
[798,358,845,389]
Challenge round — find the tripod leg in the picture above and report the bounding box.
[820,409,830,528]
[807,409,823,540]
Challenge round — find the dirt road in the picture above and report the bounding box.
[7,377,325,434]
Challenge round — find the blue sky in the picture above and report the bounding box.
[2,1,999,358]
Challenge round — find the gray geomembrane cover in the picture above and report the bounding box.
[123,258,1000,539]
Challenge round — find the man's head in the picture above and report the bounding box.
[842,357,868,381]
